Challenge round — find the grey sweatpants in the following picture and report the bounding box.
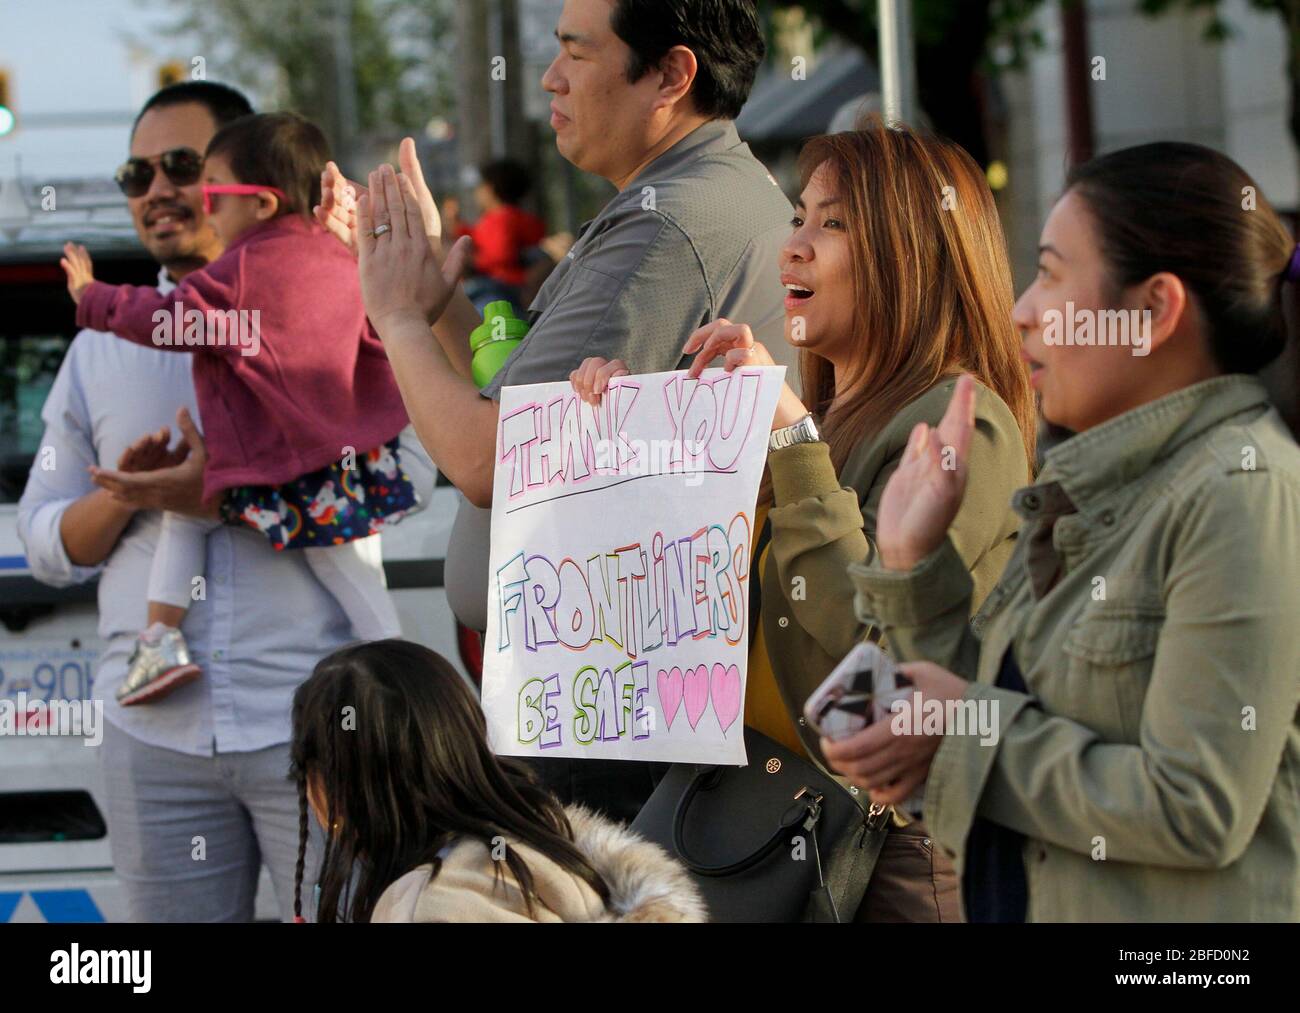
[100,719,323,922]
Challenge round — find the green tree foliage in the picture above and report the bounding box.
[143,0,456,158]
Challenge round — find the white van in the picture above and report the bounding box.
[0,232,480,923]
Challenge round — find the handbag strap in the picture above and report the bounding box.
[813,803,891,922]
[672,769,821,877]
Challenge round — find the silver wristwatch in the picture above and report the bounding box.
[769,413,820,453]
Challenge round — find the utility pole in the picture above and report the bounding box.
[499,0,530,161]
[878,0,918,128]
[1061,1,1096,166]
[332,0,359,173]
[456,0,494,178]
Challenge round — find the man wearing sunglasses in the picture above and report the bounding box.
[18,81,360,924]
[114,145,213,263]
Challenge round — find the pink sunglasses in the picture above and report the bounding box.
[202,183,288,216]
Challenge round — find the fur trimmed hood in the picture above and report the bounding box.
[565,804,708,922]
[370,804,707,923]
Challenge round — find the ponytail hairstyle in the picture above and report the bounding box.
[1065,142,1295,374]
[290,640,610,923]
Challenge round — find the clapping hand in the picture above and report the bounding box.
[89,407,216,518]
[115,422,189,475]
[316,137,444,259]
[357,163,471,334]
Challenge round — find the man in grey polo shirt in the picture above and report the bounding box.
[450,117,794,629]
[349,0,792,821]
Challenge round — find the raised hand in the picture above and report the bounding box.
[61,242,95,303]
[314,160,361,256]
[357,163,471,334]
[316,137,443,259]
[874,374,977,571]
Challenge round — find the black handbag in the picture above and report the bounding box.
[631,726,890,922]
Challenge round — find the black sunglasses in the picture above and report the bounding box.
[114,147,205,198]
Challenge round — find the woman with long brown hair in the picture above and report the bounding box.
[571,116,1034,921]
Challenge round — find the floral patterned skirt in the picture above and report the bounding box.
[219,437,420,551]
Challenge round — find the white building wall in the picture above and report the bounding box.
[1219,0,1296,208]
[1003,0,1295,287]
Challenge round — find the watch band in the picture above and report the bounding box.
[769,413,820,453]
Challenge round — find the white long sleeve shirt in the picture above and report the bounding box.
[17,270,360,756]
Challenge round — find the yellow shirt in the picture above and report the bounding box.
[743,505,807,757]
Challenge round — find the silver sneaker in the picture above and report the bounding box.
[117,627,201,706]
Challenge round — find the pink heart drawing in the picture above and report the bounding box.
[683,664,711,730]
[657,667,684,730]
[711,663,742,734]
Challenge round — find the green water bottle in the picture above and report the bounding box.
[470,301,529,388]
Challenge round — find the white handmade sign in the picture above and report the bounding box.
[482,366,785,766]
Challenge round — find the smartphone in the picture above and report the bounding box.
[805,642,925,816]
[803,641,901,741]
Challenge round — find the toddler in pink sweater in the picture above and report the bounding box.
[63,112,422,706]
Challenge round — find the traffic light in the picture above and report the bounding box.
[158,62,185,88]
[0,70,15,138]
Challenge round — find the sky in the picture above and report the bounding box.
[0,0,195,180]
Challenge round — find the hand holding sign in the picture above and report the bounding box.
[570,357,631,406]
[683,320,810,429]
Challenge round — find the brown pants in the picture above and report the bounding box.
[855,818,963,922]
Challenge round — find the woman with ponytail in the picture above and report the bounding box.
[830,142,1300,921]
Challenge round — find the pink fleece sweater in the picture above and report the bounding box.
[77,215,409,502]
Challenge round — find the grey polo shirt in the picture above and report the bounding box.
[448,118,794,630]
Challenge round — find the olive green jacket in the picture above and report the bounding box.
[761,378,1030,764]
[851,375,1300,921]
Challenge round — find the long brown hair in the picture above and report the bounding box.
[780,117,1035,489]
[290,640,610,923]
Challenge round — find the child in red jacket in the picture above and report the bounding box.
[63,112,421,706]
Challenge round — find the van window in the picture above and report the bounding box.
[0,252,156,502]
